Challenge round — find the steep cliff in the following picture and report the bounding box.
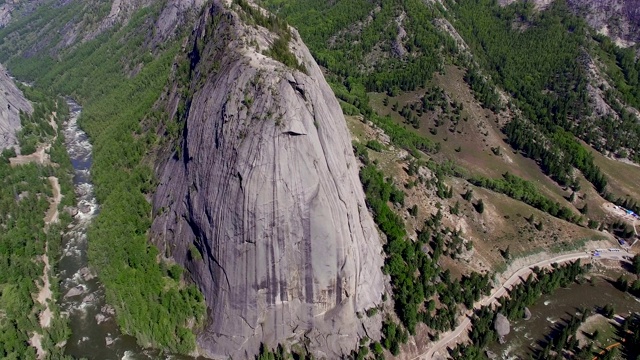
[151,1,385,358]
[0,64,31,150]
[567,0,640,47]
[500,0,640,46]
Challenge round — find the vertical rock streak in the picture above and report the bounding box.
[151,2,384,357]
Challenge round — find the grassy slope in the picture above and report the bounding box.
[370,65,580,212]
[347,112,604,272]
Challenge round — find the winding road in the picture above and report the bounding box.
[416,249,634,360]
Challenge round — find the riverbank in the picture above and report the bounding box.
[56,99,197,360]
[27,113,62,359]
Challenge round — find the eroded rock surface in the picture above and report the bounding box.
[500,0,640,46]
[0,64,31,150]
[0,3,12,28]
[151,1,384,358]
[568,0,640,47]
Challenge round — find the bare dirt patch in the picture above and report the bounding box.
[9,143,52,166]
[44,176,61,225]
[345,114,607,273]
[576,314,617,349]
[589,141,640,202]
[17,113,60,359]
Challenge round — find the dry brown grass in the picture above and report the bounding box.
[345,114,606,272]
[369,66,581,214]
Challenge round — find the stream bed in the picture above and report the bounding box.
[58,100,191,360]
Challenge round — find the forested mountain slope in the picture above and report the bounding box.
[1,0,213,355]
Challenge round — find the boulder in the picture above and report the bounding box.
[64,286,85,298]
[494,312,511,339]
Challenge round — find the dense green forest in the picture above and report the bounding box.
[0,162,66,359]
[15,86,57,155]
[0,2,205,354]
[263,0,635,203]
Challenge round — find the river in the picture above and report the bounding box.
[58,100,193,360]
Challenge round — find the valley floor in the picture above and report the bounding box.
[417,245,635,359]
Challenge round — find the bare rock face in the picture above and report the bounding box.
[0,0,47,28]
[0,3,12,28]
[567,0,640,47]
[85,0,204,43]
[152,0,206,44]
[151,1,384,358]
[0,64,32,151]
[501,0,640,46]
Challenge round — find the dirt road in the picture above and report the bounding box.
[417,249,632,360]
[19,115,60,360]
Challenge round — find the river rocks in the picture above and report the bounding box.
[78,267,95,281]
[151,1,384,358]
[79,203,92,214]
[65,206,79,217]
[64,285,85,298]
[105,336,114,346]
[0,64,32,151]
[101,304,115,316]
[95,313,108,325]
[82,293,96,304]
[524,307,532,320]
[95,304,115,324]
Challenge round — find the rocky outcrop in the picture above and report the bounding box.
[500,0,640,46]
[567,0,640,47]
[1,0,204,62]
[0,3,12,28]
[151,1,384,358]
[0,64,31,150]
[0,0,46,28]
[84,0,204,44]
